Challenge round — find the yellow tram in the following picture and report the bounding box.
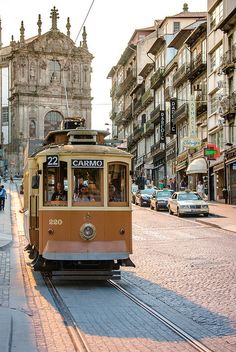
[23,118,134,279]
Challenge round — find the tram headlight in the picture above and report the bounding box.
[80,223,96,241]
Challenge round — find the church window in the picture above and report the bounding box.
[44,111,63,137]
[49,60,61,82]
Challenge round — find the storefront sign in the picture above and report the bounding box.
[160,110,165,143]
[182,137,201,149]
[170,98,177,134]
[71,159,104,168]
[188,95,196,137]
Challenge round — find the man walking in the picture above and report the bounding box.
[0,185,7,210]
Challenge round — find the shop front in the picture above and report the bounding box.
[186,156,207,192]
[153,153,165,188]
[225,147,236,204]
[176,151,188,190]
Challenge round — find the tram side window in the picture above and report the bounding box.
[72,168,103,206]
[108,163,128,206]
[43,161,68,206]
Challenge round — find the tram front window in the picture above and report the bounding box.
[108,163,128,206]
[43,161,68,206]
[72,168,103,206]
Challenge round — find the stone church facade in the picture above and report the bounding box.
[0,7,93,175]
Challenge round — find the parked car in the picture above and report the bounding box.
[135,188,156,207]
[131,184,139,204]
[168,191,209,217]
[150,189,174,211]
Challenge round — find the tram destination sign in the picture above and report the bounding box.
[71,159,104,168]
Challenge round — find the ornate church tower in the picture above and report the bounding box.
[0,7,93,174]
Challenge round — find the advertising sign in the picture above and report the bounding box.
[170,98,177,134]
[160,110,165,143]
[188,95,196,137]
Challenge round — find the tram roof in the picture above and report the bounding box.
[32,143,132,158]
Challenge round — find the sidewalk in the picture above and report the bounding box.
[196,201,236,233]
[0,182,13,248]
[0,182,37,352]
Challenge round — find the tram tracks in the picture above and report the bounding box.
[109,279,215,352]
[42,273,91,352]
[43,272,216,352]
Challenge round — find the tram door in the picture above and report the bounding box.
[29,194,39,248]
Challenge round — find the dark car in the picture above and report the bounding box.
[150,189,174,211]
[131,184,139,204]
[135,188,156,207]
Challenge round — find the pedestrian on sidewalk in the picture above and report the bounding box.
[0,185,7,210]
[197,180,205,198]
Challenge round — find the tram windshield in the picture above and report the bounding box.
[72,168,103,206]
[108,163,128,206]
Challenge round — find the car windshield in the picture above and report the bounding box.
[141,188,155,195]
[178,193,202,201]
[157,190,173,198]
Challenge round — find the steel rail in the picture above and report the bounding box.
[42,273,91,352]
[109,279,215,352]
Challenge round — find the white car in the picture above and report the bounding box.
[168,191,209,217]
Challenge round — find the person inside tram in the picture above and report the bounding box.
[51,182,67,201]
[74,183,95,202]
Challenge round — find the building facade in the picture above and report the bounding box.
[0,7,93,175]
[108,2,236,204]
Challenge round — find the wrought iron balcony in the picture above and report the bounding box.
[150,67,165,90]
[196,94,207,116]
[122,69,136,94]
[127,134,135,149]
[220,50,235,75]
[188,54,206,81]
[109,108,117,120]
[175,103,188,124]
[151,142,165,156]
[142,88,154,108]
[133,125,144,142]
[220,92,236,117]
[115,110,124,125]
[143,120,154,137]
[173,63,189,87]
[150,104,161,124]
[123,104,132,122]
[133,99,142,117]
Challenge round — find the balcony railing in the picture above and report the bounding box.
[115,110,124,124]
[127,134,135,149]
[188,54,206,81]
[123,104,132,122]
[143,120,154,137]
[175,103,188,123]
[109,108,117,120]
[150,67,165,90]
[150,142,165,156]
[196,94,207,116]
[221,92,236,116]
[150,104,161,124]
[173,63,189,87]
[142,88,154,107]
[122,69,136,93]
[220,50,235,74]
[133,125,144,142]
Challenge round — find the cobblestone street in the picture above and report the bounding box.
[1,184,236,351]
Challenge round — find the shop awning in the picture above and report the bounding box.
[186,157,207,175]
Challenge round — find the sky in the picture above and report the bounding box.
[0,0,207,131]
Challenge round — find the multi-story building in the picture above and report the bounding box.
[216,3,236,204]
[0,7,93,175]
[207,0,236,203]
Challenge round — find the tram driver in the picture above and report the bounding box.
[51,182,67,201]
